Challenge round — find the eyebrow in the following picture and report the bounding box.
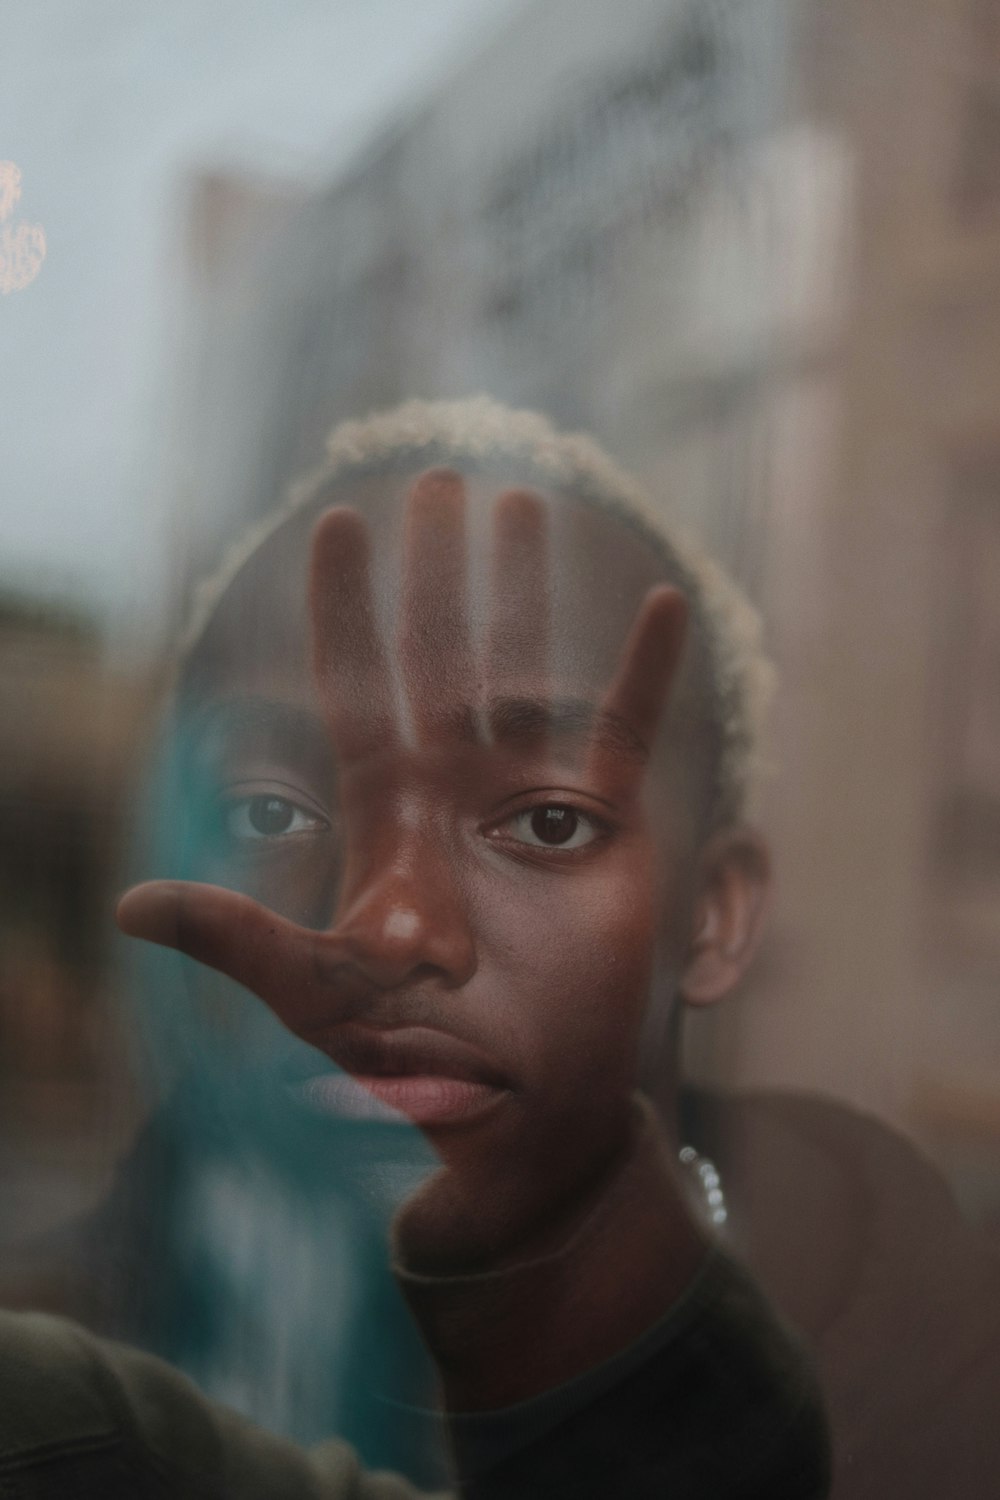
[187,698,332,763]
[188,694,649,763]
[483,695,649,762]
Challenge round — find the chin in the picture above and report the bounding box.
[391,1160,529,1276]
[391,1107,633,1277]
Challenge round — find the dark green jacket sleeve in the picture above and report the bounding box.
[0,1310,444,1499]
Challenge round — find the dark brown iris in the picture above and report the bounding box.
[531,805,578,846]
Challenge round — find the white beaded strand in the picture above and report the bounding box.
[679,1145,728,1230]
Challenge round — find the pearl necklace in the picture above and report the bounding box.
[679,1144,728,1230]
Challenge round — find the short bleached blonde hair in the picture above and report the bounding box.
[181,396,774,828]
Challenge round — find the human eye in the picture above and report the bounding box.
[494,801,608,852]
[221,791,328,843]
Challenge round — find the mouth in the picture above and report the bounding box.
[287,1025,511,1129]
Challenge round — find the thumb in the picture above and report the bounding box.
[116,881,325,1030]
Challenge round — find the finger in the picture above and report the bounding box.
[116,880,327,1030]
[398,468,476,744]
[484,488,550,697]
[310,507,397,761]
[595,585,688,771]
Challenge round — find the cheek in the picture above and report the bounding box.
[198,841,338,928]
[474,842,661,1081]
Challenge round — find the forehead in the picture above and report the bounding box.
[186,466,672,700]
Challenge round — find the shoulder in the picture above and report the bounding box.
[683,1085,966,1334]
[685,1087,1000,1498]
[0,1309,119,1459]
[686,1084,958,1215]
[0,1309,378,1499]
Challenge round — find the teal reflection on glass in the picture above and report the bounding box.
[118,711,444,1484]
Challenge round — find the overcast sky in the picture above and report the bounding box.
[0,0,523,640]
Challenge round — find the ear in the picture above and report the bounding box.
[679,825,771,1007]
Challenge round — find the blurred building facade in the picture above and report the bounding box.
[0,598,153,1295]
[166,0,1000,1219]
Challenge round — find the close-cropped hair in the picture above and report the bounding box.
[179,396,774,830]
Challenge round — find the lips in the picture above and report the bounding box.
[289,1024,511,1128]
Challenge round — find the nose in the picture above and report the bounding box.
[331,845,477,992]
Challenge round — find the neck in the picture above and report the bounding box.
[394,1095,707,1412]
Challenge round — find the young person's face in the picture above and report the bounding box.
[131,467,719,1267]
